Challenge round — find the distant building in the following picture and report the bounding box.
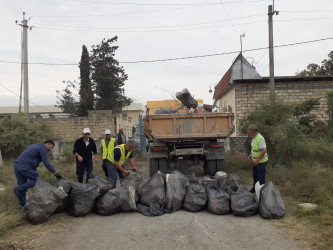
[213,53,333,136]
[0,105,63,119]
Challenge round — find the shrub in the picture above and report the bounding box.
[0,117,51,159]
[239,94,333,166]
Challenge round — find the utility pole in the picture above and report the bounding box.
[268,4,278,94]
[16,12,31,113]
[240,33,245,79]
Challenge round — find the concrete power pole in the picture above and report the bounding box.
[17,12,31,113]
[268,5,275,94]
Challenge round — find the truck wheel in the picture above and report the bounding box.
[216,159,225,172]
[159,158,168,174]
[149,158,159,177]
[204,160,216,176]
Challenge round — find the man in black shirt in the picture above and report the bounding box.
[73,128,98,183]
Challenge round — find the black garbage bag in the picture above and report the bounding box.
[216,176,233,195]
[202,175,216,188]
[87,176,112,195]
[187,172,200,184]
[25,177,67,225]
[68,182,99,217]
[176,88,198,109]
[206,184,230,215]
[259,181,286,219]
[138,172,165,206]
[120,171,143,202]
[54,177,78,212]
[137,200,172,217]
[227,173,248,193]
[165,171,189,211]
[231,189,259,217]
[96,186,136,216]
[183,183,207,212]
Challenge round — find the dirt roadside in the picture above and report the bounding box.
[1,161,310,250]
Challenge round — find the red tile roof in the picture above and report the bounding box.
[213,66,232,99]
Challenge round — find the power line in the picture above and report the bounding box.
[65,0,270,6]
[0,36,332,65]
[280,9,333,13]
[31,13,265,31]
[31,15,332,33]
[34,0,269,18]
[0,83,56,113]
[120,37,333,63]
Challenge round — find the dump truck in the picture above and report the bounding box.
[144,109,234,177]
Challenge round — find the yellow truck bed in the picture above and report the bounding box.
[145,112,234,141]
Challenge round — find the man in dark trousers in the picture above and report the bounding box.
[73,128,98,183]
[115,128,126,146]
[100,129,116,177]
[247,124,268,193]
[106,140,138,189]
[13,140,62,208]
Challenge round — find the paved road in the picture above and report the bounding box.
[38,161,304,250]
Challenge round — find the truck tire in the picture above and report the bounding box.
[159,158,168,174]
[149,158,159,177]
[204,160,216,176]
[216,159,225,172]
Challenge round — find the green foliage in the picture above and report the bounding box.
[56,80,79,113]
[296,51,333,76]
[78,45,94,116]
[0,117,51,159]
[56,38,132,115]
[293,98,320,134]
[239,95,333,165]
[91,36,132,112]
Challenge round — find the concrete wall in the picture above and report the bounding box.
[234,80,333,135]
[219,86,236,137]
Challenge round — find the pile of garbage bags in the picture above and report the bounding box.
[24,170,285,225]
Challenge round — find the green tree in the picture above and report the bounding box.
[239,96,333,164]
[0,117,51,159]
[296,51,333,76]
[56,80,78,113]
[77,45,94,116]
[90,36,132,112]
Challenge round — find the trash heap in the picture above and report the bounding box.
[24,171,285,224]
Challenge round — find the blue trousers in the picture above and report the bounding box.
[105,160,125,189]
[14,164,39,207]
[76,159,93,183]
[252,161,267,188]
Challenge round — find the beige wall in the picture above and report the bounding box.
[218,86,236,136]
[233,80,333,136]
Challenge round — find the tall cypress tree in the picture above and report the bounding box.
[90,37,132,112]
[78,45,94,116]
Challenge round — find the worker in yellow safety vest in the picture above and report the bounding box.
[101,129,116,177]
[106,140,138,189]
[247,124,268,193]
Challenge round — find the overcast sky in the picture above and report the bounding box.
[0,0,332,109]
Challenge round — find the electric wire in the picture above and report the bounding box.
[0,83,56,113]
[0,36,332,65]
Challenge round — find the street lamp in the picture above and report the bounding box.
[208,83,215,93]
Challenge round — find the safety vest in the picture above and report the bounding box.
[102,138,115,160]
[252,133,268,163]
[107,144,131,165]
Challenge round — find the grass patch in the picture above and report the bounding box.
[226,151,333,250]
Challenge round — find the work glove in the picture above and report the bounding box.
[55,172,62,179]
